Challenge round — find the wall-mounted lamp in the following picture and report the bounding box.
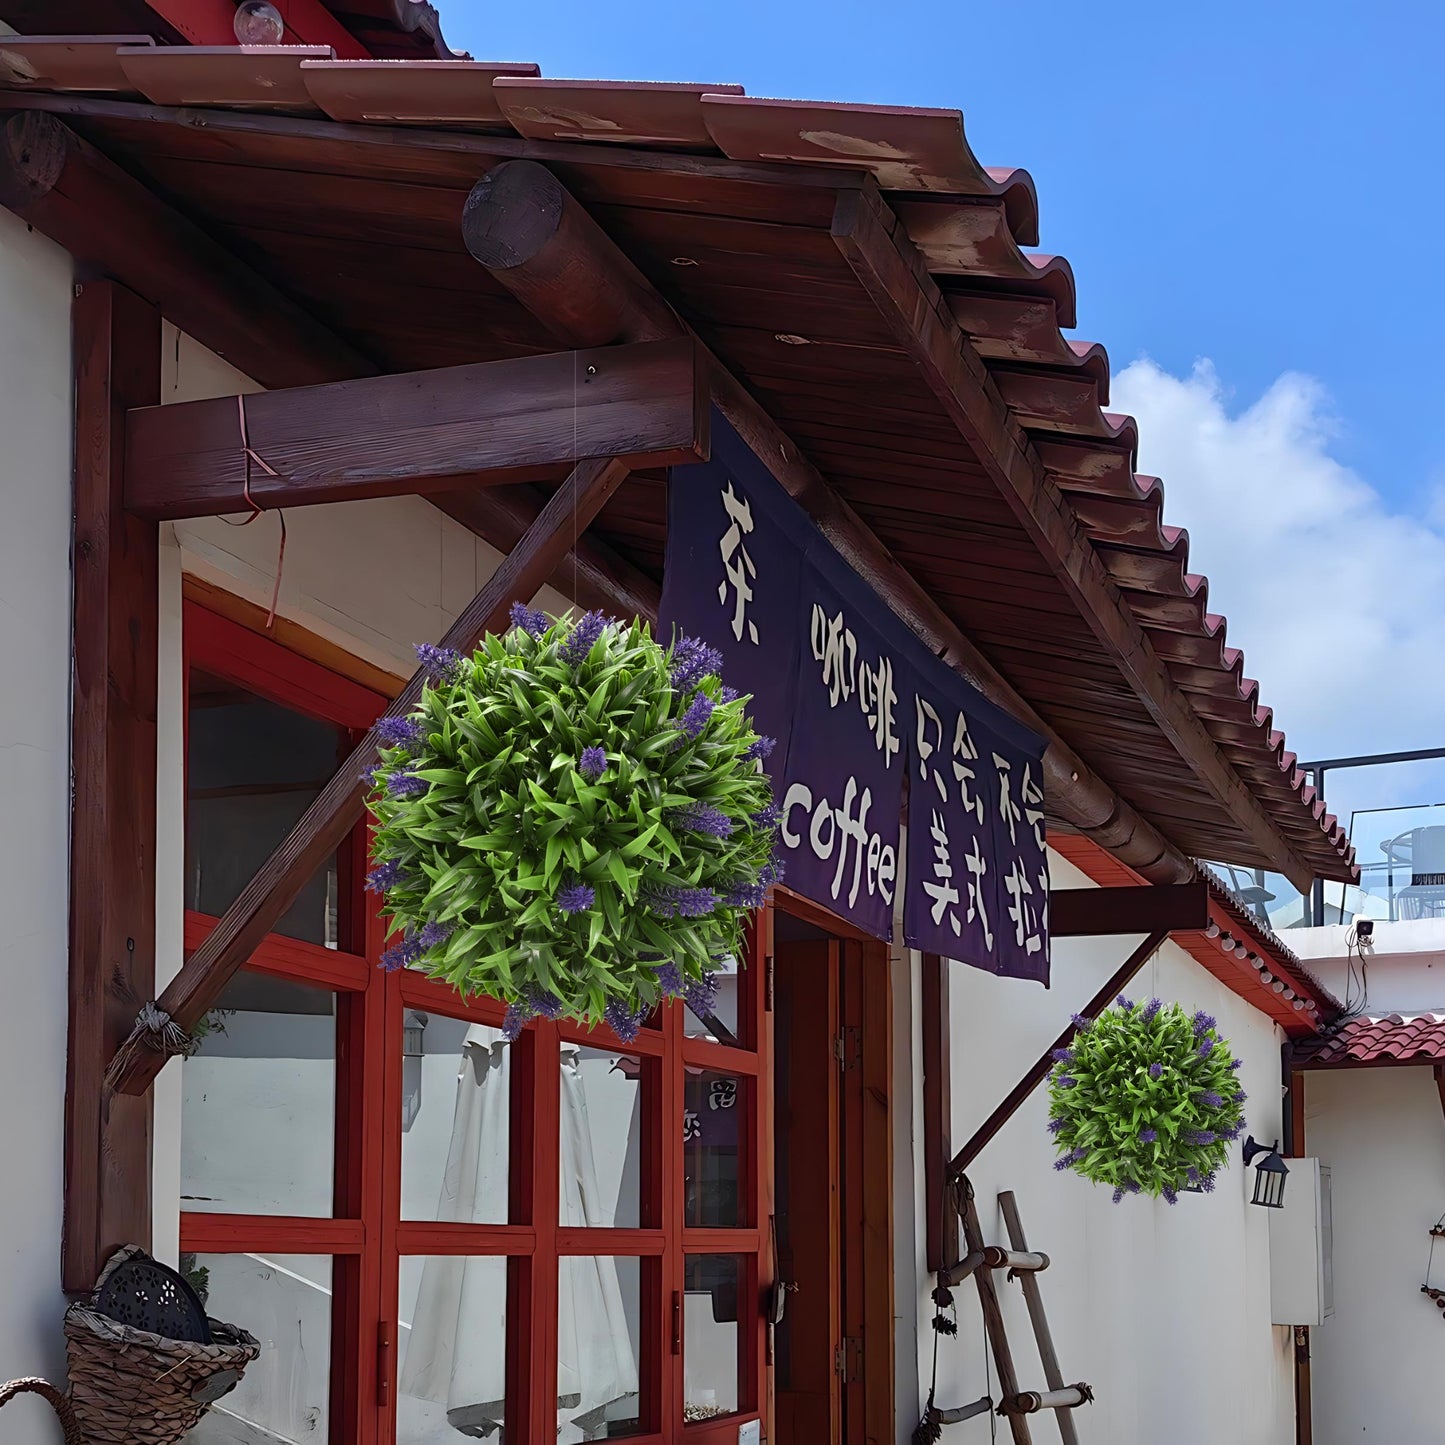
[1242,1136,1289,1209]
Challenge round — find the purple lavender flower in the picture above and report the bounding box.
[644,885,720,919]
[1052,1047,1075,1064]
[685,971,720,1018]
[745,735,776,763]
[655,962,686,997]
[1233,1090,1248,1104]
[1201,1172,1217,1194]
[669,637,724,692]
[679,692,714,739]
[1127,1180,1141,1195]
[502,1000,535,1041]
[1054,1148,1086,1172]
[508,602,547,638]
[362,764,385,789]
[1197,1091,1224,1109]
[671,802,733,839]
[1187,1167,1200,1185]
[557,881,596,916]
[526,989,564,1020]
[366,859,403,893]
[1071,1012,1092,1030]
[719,685,740,705]
[417,920,454,950]
[1222,1121,1246,1141]
[1192,1010,1217,1037]
[758,856,787,889]
[724,880,768,909]
[1056,1075,1078,1088]
[751,802,781,832]
[578,746,607,781]
[1141,998,1162,1022]
[1197,1037,1216,1058]
[415,641,463,680]
[386,770,429,799]
[1162,1185,1178,1206]
[605,998,647,1043]
[1139,1127,1158,1144]
[560,610,611,665]
[1189,1129,1218,1146]
[1047,1117,1066,1135]
[1149,1062,1163,1080]
[377,714,425,750]
[1117,995,1135,1011]
[1112,1186,1127,1205]
[1229,1057,1244,1072]
[380,935,422,972]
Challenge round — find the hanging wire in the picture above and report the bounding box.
[218,393,286,629]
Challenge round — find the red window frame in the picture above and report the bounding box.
[176,602,774,1445]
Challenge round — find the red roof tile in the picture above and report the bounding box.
[1297,1015,1445,1067]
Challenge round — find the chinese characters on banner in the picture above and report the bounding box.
[661,411,1050,983]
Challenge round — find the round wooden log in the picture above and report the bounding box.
[463,159,677,348]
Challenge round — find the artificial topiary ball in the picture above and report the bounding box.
[1046,997,1248,1203]
[365,607,780,1041]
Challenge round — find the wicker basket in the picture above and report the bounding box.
[62,1248,260,1445]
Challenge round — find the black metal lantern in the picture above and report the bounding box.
[1242,1135,1289,1209]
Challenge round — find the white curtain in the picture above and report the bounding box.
[400,1027,638,1439]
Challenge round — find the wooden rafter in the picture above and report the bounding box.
[108,456,631,1096]
[0,110,374,390]
[124,336,706,518]
[65,280,160,1288]
[830,183,1316,896]
[460,158,1195,888]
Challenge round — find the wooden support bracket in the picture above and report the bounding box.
[949,929,1168,1178]
[1049,881,1209,938]
[106,456,631,1095]
[124,337,707,518]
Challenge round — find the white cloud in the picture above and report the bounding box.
[1112,359,1445,847]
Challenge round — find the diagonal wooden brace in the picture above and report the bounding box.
[107,456,631,1095]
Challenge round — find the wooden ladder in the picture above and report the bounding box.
[926,1179,1093,1442]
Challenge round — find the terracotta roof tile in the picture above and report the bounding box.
[1298,1015,1445,1067]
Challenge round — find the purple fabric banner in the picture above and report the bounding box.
[902,655,1049,982]
[663,410,1050,979]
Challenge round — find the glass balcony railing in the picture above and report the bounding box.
[1206,747,1445,931]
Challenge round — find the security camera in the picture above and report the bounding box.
[1356,919,1375,941]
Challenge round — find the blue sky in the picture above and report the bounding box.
[444,0,1445,876]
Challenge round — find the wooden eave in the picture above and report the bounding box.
[0,65,1357,886]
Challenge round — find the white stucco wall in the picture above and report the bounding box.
[1290,918,1445,1014]
[894,848,1295,1444]
[1304,1065,1445,1444]
[0,209,75,1431]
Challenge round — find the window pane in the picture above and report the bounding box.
[561,1047,646,1229]
[181,973,335,1216]
[187,669,346,947]
[684,1071,745,1228]
[401,1015,510,1224]
[558,1256,645,1440]
[683,954,743,1044]
[683,1255,742,1421]
[397,1254,508,1443]
[185,1253,331,1445]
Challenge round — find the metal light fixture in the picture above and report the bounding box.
[1242,1136,1289,1209]
[234,0,285,43]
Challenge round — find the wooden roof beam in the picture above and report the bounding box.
[0,110,375,390]
[124,336,707,518]
[462,158,1194,887]
[831,184,1317,896]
